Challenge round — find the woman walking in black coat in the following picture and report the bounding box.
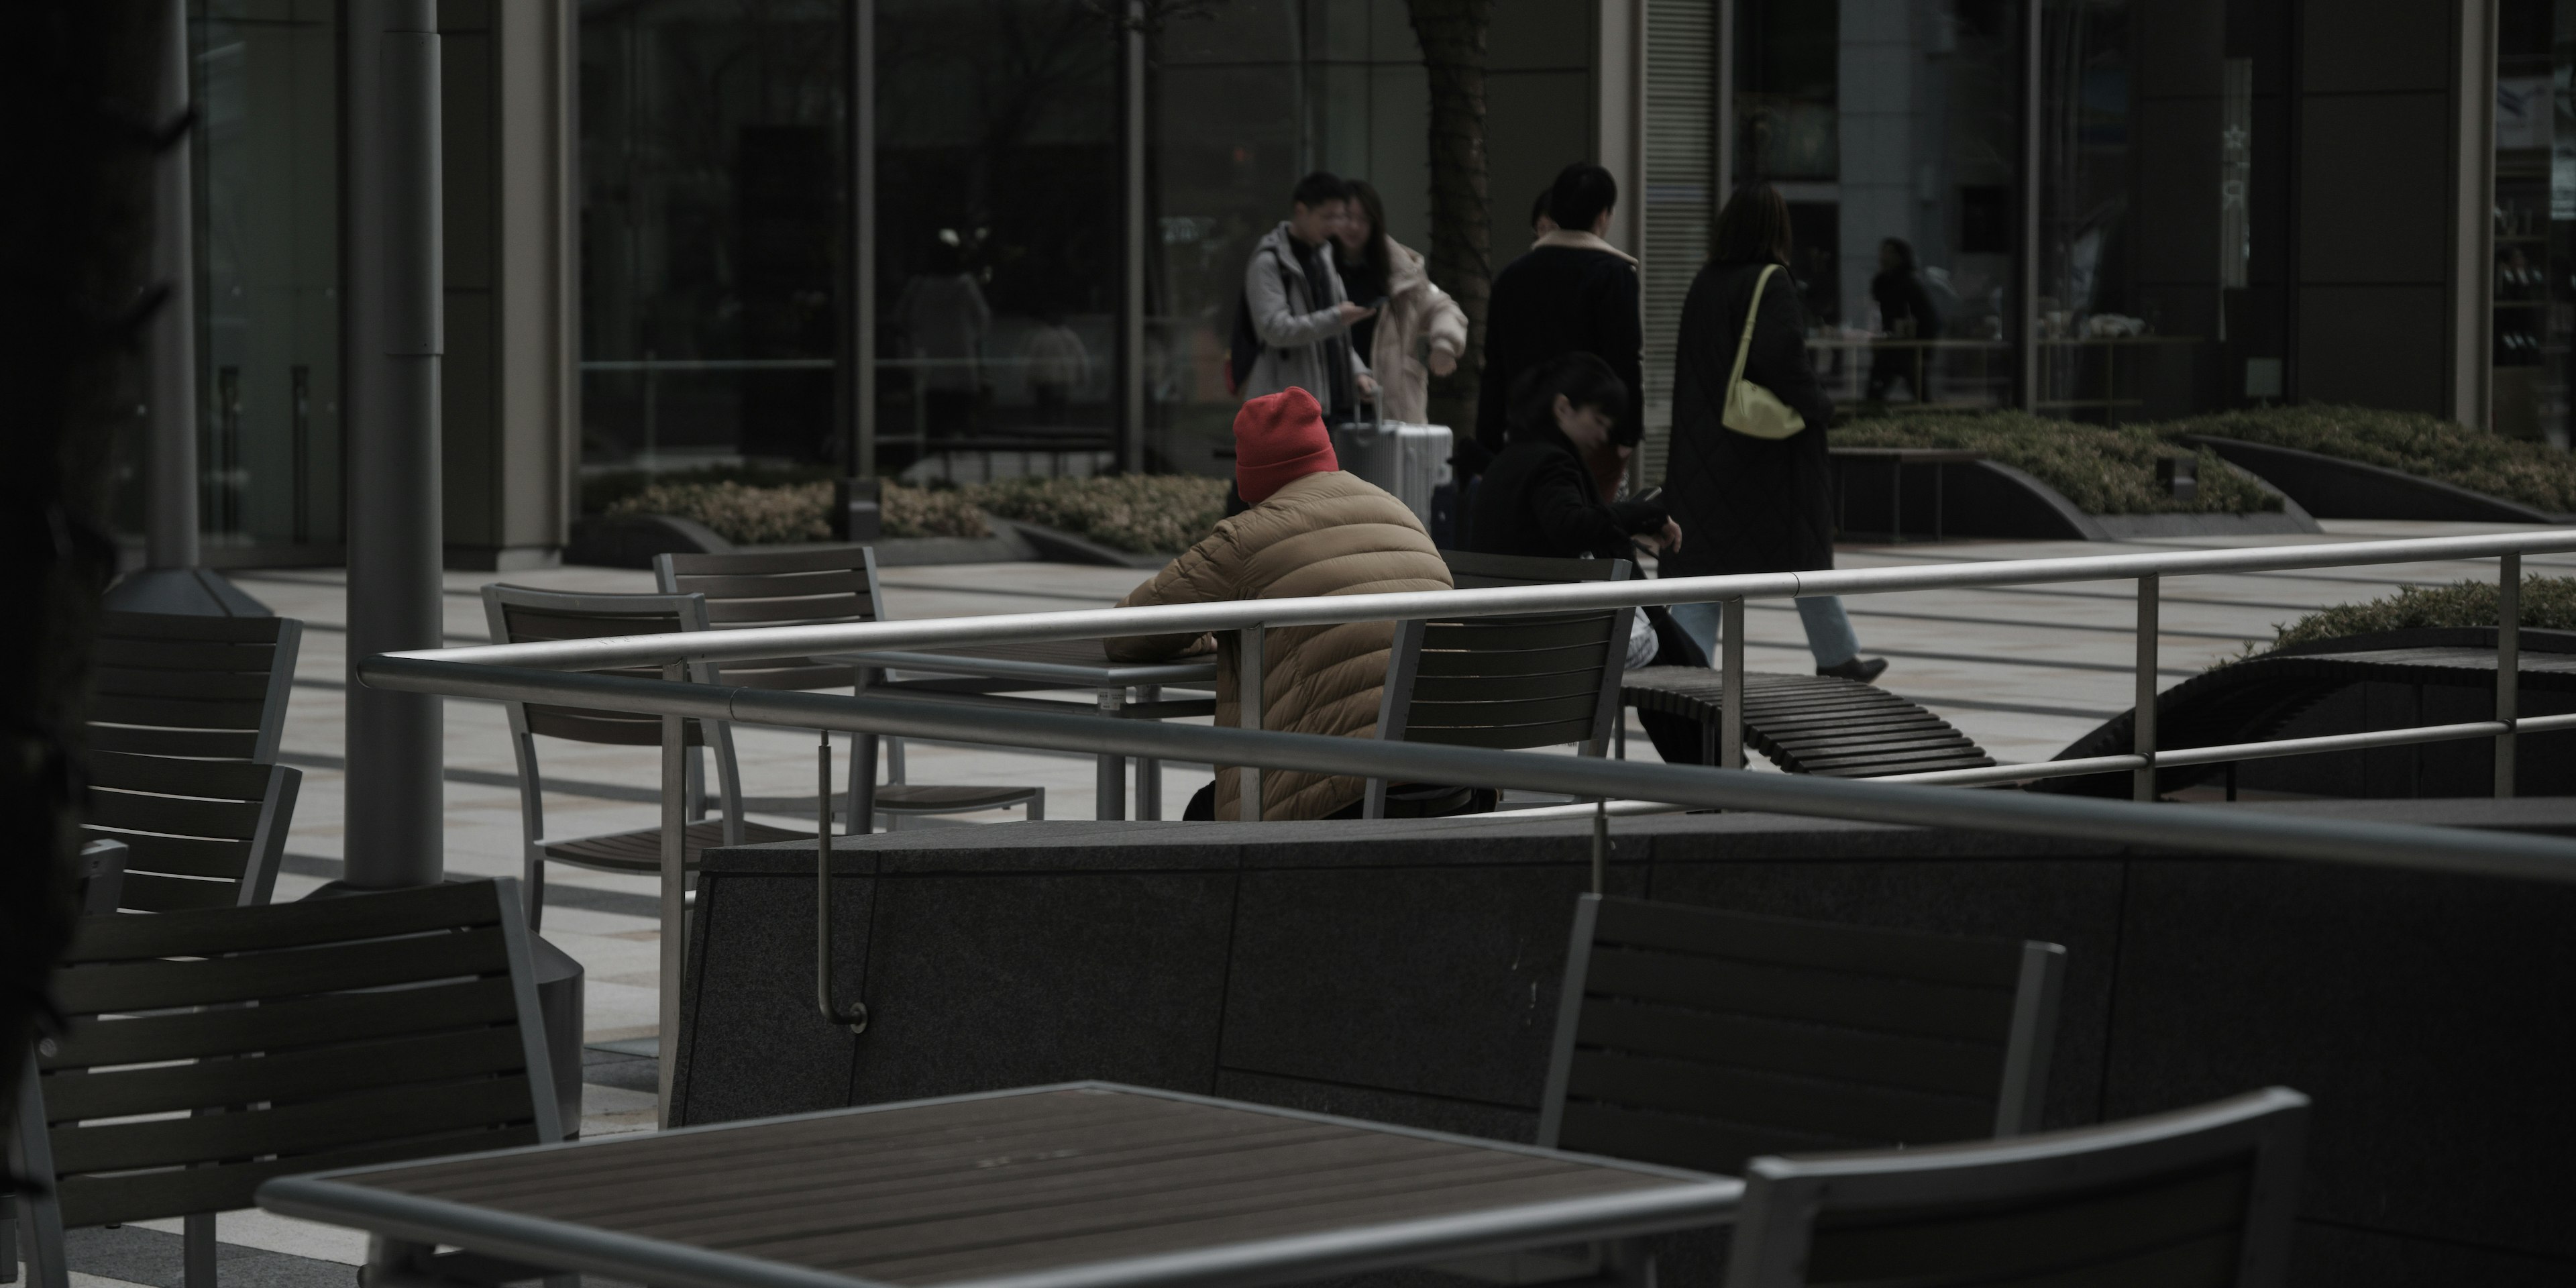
[1660,183,1886,682]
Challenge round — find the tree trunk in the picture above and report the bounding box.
[1407,0,1493,437]
[0,4,158,1144]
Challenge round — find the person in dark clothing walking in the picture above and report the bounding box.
[1474,163,1644,460]
[1661,183,1887,684]
[1866,237,1941,402]
[1470,353,1711,764]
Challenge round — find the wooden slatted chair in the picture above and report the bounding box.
[5,879,564,1288]
[1726,1087,2310,1287]
[655,546,1042,830]
[1543,894,2065,1172]
[88,612,300,764]
[1364,551,1634,818]
[482,585,804,929]
[81,751,297,912]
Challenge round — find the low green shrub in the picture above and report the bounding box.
[582,462,832,517]
[601,475,993,543]
[1828,412,2280,515]
[607,480,833,544]
[2159,405,2576,514]
[881,485,993,539]
[967,474,1230,554]
[2263,574,2576,652]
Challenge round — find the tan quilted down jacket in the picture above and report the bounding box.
[1107,471,1452,820]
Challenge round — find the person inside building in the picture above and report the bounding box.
[892,235,991,440]
[1232,172,1377,421]
[1662,182,1888,684]
[1468,352,1711,764]
[1867,237,1941,402]
[1107,387,1452,821]
[1333,178,1468,426]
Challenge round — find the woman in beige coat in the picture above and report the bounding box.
[1334,180,1470,425]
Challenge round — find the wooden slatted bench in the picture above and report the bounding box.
[1621,666,1995,777]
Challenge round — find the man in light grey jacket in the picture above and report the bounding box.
[1240,172,1377,418]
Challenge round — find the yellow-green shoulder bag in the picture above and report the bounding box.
[1723,263,1807,440]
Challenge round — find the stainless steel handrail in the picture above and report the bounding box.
[382,530,2576,674]
[358,657,2576,884]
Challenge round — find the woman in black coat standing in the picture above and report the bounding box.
[1660,183,1886,682]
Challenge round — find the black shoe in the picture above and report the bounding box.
[1817,656,1889,684]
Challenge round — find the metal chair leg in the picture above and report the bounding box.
[183,1212,216,1288]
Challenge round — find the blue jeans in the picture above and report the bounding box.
[1668,596,1864,669]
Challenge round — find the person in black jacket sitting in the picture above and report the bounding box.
[1470,353,1711,764]
[1470,352,1676,561]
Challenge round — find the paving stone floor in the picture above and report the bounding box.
[20,517,2567,1285]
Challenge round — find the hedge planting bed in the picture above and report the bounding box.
[584,465,1230,553]
[1828,412,2280,515]
[2259,574,2576,653]
[2163,406,2576,515]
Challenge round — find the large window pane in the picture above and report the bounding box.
[189,0,343,552]
[875,0,1118,481]
[1736,0,2022,412]
[580,0,845,472]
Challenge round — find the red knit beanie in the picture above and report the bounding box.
[1234,387,1338,504]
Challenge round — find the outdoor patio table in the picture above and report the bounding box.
[826,640,1219,821]
[256,1083,1739,1288]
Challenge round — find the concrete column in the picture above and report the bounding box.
[438,0,575,572]
[846,0,877,478]
[1116,0,1145,472]
[105,0,267,616]
[343,0,446,889]
[147,0,198,573]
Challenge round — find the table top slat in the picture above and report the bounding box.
[380,1093,1289,1213]
[830,1166,1666,1285]
[661,1133,1546,1253]
[369,1087,1191,1202]
[480,1118,1356,1230]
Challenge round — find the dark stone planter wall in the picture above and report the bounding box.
[675,801,2576,1287]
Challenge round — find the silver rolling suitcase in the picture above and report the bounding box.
[1332,417,1454,530]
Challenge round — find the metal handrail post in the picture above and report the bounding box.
[657,661,686,1126]
[1721,598,1745,771]
[1240,625,1265,822]
[2134,575,2159,802]
[2498,553,2521,799]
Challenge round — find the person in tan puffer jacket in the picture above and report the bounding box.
[1108,387,1452,820]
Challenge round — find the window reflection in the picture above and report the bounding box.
[1735,0,2023,412]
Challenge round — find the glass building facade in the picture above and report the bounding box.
[136,0,345,560]
[131,1,2537,565]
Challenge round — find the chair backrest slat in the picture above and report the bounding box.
[483,586,716,745]
[21,880,558,1233]
[654,546,884,692]
[1373,553,1636,773]
[81,751,296,911]
[1542,895,2065,1176]
[89,611,301,765]
[1727,1088,2310,1287]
